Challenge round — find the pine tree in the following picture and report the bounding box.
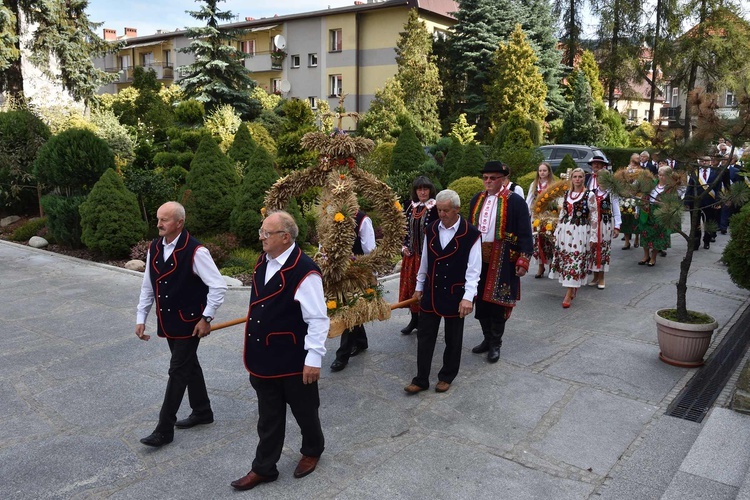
[485,24,547,130]
[394,9,442,144]
[357,78,408,143]
[230,146,277,247]
[79,169,147,258]
[553,0,585,68]
[0,0,119,103]
[179,0,261,120]
[561,72,605,145]
[183,136,239,235]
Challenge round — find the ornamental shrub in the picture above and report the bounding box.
[34,128,115,195]
[79,169,147,258]
[0,109,51,212]
[442,139,464,186]
[558,154,578,174]
[449,141,484,183]
[447,176,485,219]
[183,136,240,236]
[174,99,205,126]
[40,194,86,248]
[722,204,750,291]
[230,146,278,247]
[10,217,47,242]
[227,123,258,175]
[390,121,426,175]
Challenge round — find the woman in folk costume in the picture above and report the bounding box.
[551,168,598,308]
[585,155,621,289]
[525,162,558,279]
[638,166,676,267]
[398,176,438,335]
[615,153,645,249]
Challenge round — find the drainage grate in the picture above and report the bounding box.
[666,306,750,423]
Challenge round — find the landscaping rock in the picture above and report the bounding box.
[223,276,243,287]
[124,260,146,272]
[1,215,21,227]
[28,236,48,248]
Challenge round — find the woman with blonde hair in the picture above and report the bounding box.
[526,162,558,278]
[551,168,598,308]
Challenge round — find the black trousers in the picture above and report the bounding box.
[412,312,464,389]
[154,336,212,435]
[478,315,506,348]
[249,374,325,478]
[698,206,721,245]
[334,324,368,363]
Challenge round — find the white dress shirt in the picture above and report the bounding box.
[264,244,329,368]
[136,237,227,325]
[415,216,482,302]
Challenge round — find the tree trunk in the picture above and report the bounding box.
[607,0,621,108]
[648,0,662,123]
[4,0,25,100]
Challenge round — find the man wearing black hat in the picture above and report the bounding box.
[468,161,533,363]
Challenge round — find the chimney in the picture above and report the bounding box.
[103,28,117,40]
[245,17,254,21]
[354,1,364,4]
[124,27,137,38]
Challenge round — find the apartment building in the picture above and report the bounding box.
[94,0,457,129]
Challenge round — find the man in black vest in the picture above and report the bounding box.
[330,209,376,372]
[135,201,227,447]
[404,189,482,394]
[686,155,729,250]
[231,210,329,491]
[468,161,533,363]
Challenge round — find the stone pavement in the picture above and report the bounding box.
[1,230,749,500]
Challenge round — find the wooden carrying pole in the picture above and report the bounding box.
[210,297,418,333]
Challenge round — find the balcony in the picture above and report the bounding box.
[106,63,175,83]
[660,105,681,121]
[243,51,284,73]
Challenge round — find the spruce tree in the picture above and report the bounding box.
[553,0,585,68]
[449,114,476,145]
[485,24,547,130]
[79,169,147,258]
[179,0,261,120]
[357,78,408,143]
[183,136,239,235]
[450,141,484,183]
[0,0,119,103]
[390,122,427,175]
[276,99,317,171]
[561,72,605,145]
[568,50,604,103]
[227,122,258,174]
[394,9,442,144]
[442,139,465,184]
[230,146,277,247]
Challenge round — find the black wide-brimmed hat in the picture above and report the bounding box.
[587,155,610,166]
[481,161,510,176]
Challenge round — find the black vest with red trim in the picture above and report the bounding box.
[148,230,208,338]
[353,210,366,255]
[244,244,321,378]
[420,217,480,318]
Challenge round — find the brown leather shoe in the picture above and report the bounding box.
[435,381,451,393]
[404,383,427,394]
[293,455,319,478]
[230,471,276,490]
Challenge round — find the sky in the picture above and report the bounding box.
[85,0,357,38]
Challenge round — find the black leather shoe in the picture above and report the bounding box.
[710,236,716,242]
[471,339,490,354]
[721,229,727,235]
[350,345,367,357]
[659,250,667,257]
[487,345,501,363]
[330,360,347,372]
[704,243,710,250]
[140,432,173,447]
[175,414,214,429]
[400,316,418,335]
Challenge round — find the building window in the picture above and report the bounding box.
[329,74,342,97]
[329,29,342,52]
[141,52,154,67]
[726,89,737,107]
[671,87,679,104]
[241,39,255,56]
[119,54,131,70]
[627,109,638,122]
[271,78,282,94]
[308,53,318,67]
[433,29,448,41]
[163,50,171,67]
[290,54,300,68]
[308,96,318,110]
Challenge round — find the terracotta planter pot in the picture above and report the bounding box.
[655,309,718,367]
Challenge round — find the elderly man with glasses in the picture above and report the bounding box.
[467,161,533,363]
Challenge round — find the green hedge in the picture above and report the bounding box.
[447,176,484,219]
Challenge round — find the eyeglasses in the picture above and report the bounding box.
[482,175,505,181]
[258,229,286,238]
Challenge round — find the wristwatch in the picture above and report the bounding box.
[202,315,213,323]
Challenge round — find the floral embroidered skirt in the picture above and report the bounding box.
[639,208,672,251]
[533,231,555,267]
[588,219,613,272]
[551,221,591,288]
[398,253,420,313]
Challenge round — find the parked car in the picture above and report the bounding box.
[537,144,609,174]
